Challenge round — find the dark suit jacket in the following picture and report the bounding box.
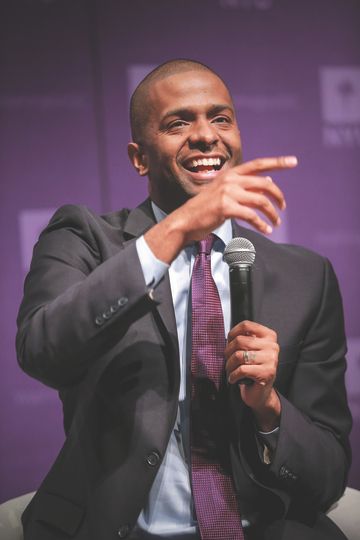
[16,199,352,540]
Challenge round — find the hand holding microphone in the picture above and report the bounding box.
[223,238,280,416]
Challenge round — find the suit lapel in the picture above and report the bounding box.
[123,199,179,356]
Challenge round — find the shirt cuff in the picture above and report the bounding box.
[256,427,279,465]
[136,235,169,288]
[258,426,279,442]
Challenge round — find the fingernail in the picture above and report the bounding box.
[266,225,273,234]
[276,217,281,226]
[282,201,287,210]
[266,176,273,182]
[284,156,298,166]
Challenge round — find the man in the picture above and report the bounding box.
[16,59,352,540]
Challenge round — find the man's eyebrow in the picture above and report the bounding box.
[162,104,235,121]
[208,104,235,115]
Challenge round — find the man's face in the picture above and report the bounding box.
[129,70,242,213]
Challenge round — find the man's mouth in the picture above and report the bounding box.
[183,156,225,176]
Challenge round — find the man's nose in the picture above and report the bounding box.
[188,119,219,148]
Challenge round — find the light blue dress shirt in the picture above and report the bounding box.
[134,202,278,537]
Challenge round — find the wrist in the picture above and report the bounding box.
[252,389,281,432]
[144,211,188,264]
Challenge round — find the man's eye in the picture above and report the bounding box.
[213,116,230,123]
[168,120,188,129]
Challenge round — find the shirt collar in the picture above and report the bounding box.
[151,200,232,250]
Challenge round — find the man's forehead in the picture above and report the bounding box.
[146,69,233,113]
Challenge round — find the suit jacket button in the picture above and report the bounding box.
[146,451,160,467]
[117,297,128,307]
[110,303,119,313]
[117,524,130,537]
[95,315,104,326]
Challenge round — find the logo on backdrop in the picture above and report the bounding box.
[18,208,56,272]
[320,66,360,147]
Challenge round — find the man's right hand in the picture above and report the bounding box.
[144,155,298,264]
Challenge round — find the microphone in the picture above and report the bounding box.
[223,237,256,386]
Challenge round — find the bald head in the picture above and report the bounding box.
[129,59,228,143]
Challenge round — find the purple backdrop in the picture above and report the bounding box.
[1,0,359,502]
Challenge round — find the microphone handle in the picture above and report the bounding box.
[229,265,254,386]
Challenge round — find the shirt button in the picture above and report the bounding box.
[146,451,160,467]
[117,524,130,537]
[95,315,104,326]
[103,310,112,320]
[117,297,128,307]
[110,304,119,314]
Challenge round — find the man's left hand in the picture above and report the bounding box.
[225,320,281,431]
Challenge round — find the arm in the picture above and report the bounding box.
[16,205,156,388]
[226,258,352,510]
[269,258,351,509]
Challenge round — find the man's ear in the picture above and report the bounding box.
[128,142,149,176]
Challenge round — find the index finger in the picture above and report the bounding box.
[227,320,277,342]
[236,156,298,175]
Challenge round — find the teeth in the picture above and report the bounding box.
[190,157,221,169]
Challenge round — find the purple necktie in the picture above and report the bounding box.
[190,234,244,540]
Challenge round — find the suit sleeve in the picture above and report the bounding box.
[267,257,352,510]
[16,205,156,389]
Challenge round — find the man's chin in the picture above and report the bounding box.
[180,174,219,196]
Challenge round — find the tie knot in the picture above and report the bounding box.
[197,234,215,256]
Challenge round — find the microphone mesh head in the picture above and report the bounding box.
[223,237,256,267]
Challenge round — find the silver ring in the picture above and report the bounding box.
[243,350,256,364]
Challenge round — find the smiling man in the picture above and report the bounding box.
[17,59,351,540]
